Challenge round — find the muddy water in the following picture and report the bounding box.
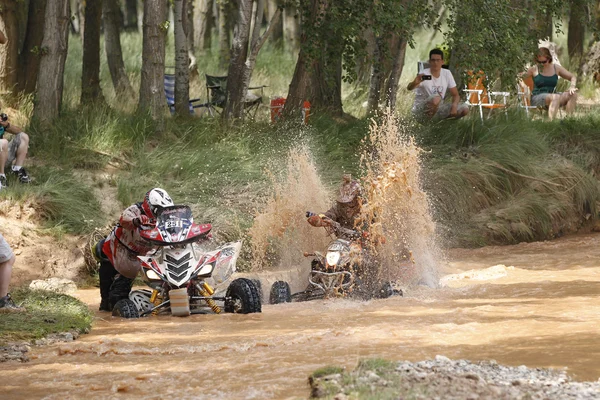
[4,233,600,399]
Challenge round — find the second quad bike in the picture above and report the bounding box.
[269,213,402,304]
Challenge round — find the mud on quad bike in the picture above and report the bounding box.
[269,212,402,304]
[109,205,261,318]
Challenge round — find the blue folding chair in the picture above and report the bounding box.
[164,74,206,115]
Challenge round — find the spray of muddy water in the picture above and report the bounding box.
[358,112,440,287]
[248,146,331,278]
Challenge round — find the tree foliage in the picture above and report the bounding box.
[442,0,567,88]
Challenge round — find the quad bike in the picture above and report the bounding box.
[269,212,402,304]
[110,205,261,318]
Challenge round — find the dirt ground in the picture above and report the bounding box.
[0,168,121,288]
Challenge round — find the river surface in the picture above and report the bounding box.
[3,233,600,399]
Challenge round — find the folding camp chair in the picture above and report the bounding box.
[517,75,549,118]
[163,73,206,115]
[464,71,510,122]
[204,74,267,118]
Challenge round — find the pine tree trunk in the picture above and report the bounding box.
[0,0,19,94]
[17,0,46,95]
[124,0,138,31]
[193,0,213,52]
[81,0,105,104]
[103,0,135,99]
[139,0,167,131]
[568,1,585,61]
[174,0,190,115]
[384,37,407,111]
[34,0,70,125]
[218,0,231,70]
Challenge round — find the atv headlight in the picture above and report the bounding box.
[145,269,161,281]
[326,251,341,266]
[198,263,214,276]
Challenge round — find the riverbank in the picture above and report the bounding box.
[309,356,600,399]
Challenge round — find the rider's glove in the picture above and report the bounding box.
[134,215,152,228]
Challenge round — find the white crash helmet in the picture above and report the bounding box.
[142,188,174,218]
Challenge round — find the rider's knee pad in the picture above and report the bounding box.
[109,274,134,301]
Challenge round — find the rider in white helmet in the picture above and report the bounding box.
[98,188,174,311]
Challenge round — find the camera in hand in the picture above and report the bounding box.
[421,75,432,81]
[0,113,8,122]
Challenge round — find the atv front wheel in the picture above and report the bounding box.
[269,281,291,304]
[225,278,261,314]
[112,299,140,318]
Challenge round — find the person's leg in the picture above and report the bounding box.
[426,95,442,117]
[559,91,578,115]
[545,94,561,121]
[456,103,469,119]
[12,132,28,167]
[0,139,8,188]
[7,133,30,183]
[98,258,118,311]
[0,234,22,311]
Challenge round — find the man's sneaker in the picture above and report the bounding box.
[0,294,26,313]
[11,167,31,183]
[0,175,6,190]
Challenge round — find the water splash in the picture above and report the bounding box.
[249,146,331,274]
[358,111,441,287]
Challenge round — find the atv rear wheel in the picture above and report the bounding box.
[225,278,261,314]
[269,281,291,304]
[112,299,140,318]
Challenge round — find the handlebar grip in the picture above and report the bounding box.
[306,211,315,218]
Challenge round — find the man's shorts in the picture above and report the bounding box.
[0,233,15,263]
[412,95,469,124]
[3,132,23,169]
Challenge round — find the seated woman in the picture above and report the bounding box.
[521,47,578,121]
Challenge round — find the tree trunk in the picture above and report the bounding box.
[139,0,167,131]
[81,0,105,104]
[77,0,85,39]
[103,0,135,99]
[283,3,300,53]
[218,0,231,70]
[17,0,46,95]
[285,0,343,117]
[0,0,19,94]
[224,0,253,119]
[123,0,138,31]
[366,36,384,115]
[174,0,190,115]
[568,0,585,61]
[384,37,407,111]
[224,0,280,120]
[266,0,282,46]
[34,0,70,125]
[193,0,213,51]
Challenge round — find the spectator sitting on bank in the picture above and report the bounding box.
[407,48,469,123]
[0,114,32,190]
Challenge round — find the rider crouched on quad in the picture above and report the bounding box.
[96,188,174,311]
[307,174,364,238]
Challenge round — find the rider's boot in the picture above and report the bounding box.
[108,274,134,310]
[96,240,117,312]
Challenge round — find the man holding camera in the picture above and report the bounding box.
[407,48,468,124]
[0,114,31,190]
